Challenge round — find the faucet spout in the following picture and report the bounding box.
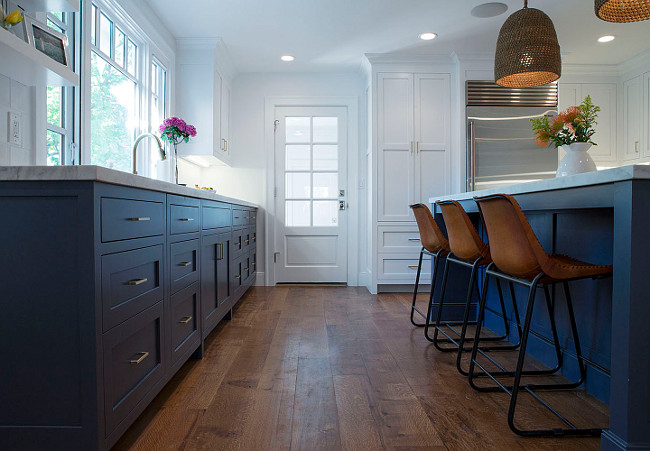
[133,133,167,175]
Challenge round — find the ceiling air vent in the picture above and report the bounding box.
[466,80,558,107]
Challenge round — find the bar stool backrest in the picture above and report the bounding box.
[436,200,490,264]
[409,203,449,254]
[474,194,546,280]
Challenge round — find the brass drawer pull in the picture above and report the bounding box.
[217,242,224,261]
[244,239,249,243]
[127,217,150,221]
[125,278,148,286]
[179,218,194,222]
[234,275,241,279]
[235,241,241,246]
[252,262,256,266]
[178,316,192,324]
[178,261,191,267]
[408,265,419,270]
[234,216,242,219]
[129,351,149,364]
[408,238,421,242]
[244,267,249,271]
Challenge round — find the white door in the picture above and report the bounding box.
[274,106,348,283]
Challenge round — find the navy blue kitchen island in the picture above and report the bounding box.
[431,165,650,450]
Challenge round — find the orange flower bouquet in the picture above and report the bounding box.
[530,96,600,148]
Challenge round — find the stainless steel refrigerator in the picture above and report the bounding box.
[466,81,559,192]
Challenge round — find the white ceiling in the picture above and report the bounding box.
[146,0,650,73]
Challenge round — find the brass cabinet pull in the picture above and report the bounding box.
[129,351,149,364]
[179,218,194,222]
[410,141,414,154]
[251,262,256,266]
[127,217,150,221]
[408,265,419,270]
[408,238,421,242]
[234,275,241,279]
[125,278,148,286]
[234,216,241,219]
[244,267,249,271]
[217,242,224,261]
[178,316,192,324]
[221,138,226,151]
[235,241,241,247]
[244,239,249,243]
[635,141,640,153]
[178,261,191,267]
[252,236,256,241]
[417,141,420,154]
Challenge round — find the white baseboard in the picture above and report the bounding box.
[254,271,266,286]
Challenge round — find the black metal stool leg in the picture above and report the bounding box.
[410,249,426,327]
[468,267,492,391]
[426,256,452,346]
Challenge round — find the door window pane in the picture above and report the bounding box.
[313,117,337,142]
[286,117,310,143]
[286,201,310,227]
[313,201,338,226]
[46,130,63,166]
[99,13,112,56]
[313,173,338,198]
[286,172,311,198]
[286,145,310,170]
[90,52,137,173]
[313,145,338,170]
[115,28,125,67]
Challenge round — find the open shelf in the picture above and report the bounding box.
[14,0,79,12]
[0,26,78,86]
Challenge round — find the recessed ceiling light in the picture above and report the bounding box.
[471,2,508,18]
[419,32,438,41]
[281,55,295,62]
[598,35,616,43]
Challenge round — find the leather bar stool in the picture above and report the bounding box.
[408,204,449,328]
[468,194,612,437]
[431,200,520,376]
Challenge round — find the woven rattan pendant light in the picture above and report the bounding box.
[595,0,650,22]
[494,0,561,87]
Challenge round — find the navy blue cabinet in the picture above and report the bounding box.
[0,181,257,451]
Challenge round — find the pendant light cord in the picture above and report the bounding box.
[524,0,528,8]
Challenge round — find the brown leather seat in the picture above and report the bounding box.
[474,194,612,281]
[436,200,490,265]
[410,203,449,255]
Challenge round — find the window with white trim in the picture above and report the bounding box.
[46,12,75,165]
[149,58,167,179]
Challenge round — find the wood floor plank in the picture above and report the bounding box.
[114,287,608,451]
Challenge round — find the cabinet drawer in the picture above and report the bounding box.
[103,301,164,436]
[231,229,243,258]
[249,209,257,225]
[378,254,431,282]
[232,208,248,228]
[232,256,243,291]
[102,245,163,332]
[101,197,164,243]
[202,201,231,230]
[377,225,423,254]
[170,204,200,235]
[170,239,199,294]
[242,227,252,253]
[170,283,200,364]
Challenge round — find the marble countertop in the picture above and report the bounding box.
[430,164,650,204]
[0,166,258,208]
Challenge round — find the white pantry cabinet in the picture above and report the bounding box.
[370,67,452,290]
[377,72,451,222]
[622,76,643,161]
[558,82,617,164]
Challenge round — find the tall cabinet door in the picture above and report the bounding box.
[377,73,414,222]
[623,76,642,161]
[414,74,451,205]
[581,84,617,163]
[220,78,231,159]
[644,72,650,158]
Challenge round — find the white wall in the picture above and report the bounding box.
[196,71,367,284]
[0,75,36,166]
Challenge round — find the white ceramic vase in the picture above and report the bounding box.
[556,142,597,177]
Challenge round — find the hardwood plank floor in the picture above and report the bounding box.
[113,286,608,450]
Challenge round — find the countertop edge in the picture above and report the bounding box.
[429,164,649,204]
[0,166,259,208]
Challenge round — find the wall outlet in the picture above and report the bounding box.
[8,112,22,147]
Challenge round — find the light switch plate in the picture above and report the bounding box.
[8,112,22,147]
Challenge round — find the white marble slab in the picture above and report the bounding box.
[0,165,258,208]
[429,164,650,204]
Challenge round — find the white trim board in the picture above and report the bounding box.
[264,96,360,287]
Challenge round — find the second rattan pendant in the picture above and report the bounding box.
[494,0,561,88]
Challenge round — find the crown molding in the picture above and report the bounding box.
[176,37,222,49]
[618,48,650,75]
[364,52,454,66]
[562,63,620,77]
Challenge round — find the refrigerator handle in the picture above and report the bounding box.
[468,120,476,192]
